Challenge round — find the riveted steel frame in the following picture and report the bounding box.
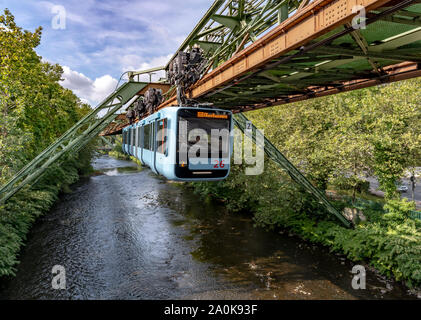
[191,0,411,98]
[0,82,148,204]
[234,112,352,228]
[167,0,309,70]
[158,0,421,110]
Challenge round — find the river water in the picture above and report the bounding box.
[0,155,417,300]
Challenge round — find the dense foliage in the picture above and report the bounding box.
[247,81,421,200]
[191,80,421,288]
[0,10,93,276]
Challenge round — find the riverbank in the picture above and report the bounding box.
[1,155,417,299]
[188,163,421,292]
[105,150,421,296]
[106,150,421,292]
[0,149,94,278]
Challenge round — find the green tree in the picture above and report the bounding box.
[0,9,91,183]
[247,96,338,190]
[0,9,94,277]
[247,79,421,201]
[365,81,421,199]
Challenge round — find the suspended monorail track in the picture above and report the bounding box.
[1,0,421,228]
[159,0,421,112]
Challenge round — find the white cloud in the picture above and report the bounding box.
[121,54,171,82]
[6,0,211,99]
[59,54,171,107]
[41,0,208,75]
[60,66,118,106]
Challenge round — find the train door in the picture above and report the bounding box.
[155,118,168,176]
[139,125,144,165]
[134,126,139,159]
[152,121,158,174]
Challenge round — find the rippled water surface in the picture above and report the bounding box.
[0,156,416,300]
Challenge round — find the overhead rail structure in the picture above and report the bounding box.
[234,112,352,227]
[1,0,421,227]
[0,82,149,204]
[159,0,421,111]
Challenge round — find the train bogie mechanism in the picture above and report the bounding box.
[126,48,207,124]
[167,48,207,106]
[126,88,164,124]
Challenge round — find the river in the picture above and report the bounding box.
[0,155,416,300]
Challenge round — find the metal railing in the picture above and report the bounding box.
[234,113,352,228]
[410,211,421,221]
[0,81,148,205]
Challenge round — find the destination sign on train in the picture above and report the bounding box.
[197,112,229,119]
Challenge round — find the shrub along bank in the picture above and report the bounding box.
[190,80,421,288]
[189,162,421,288]
[0,148,95,277]
[0,10,96,277]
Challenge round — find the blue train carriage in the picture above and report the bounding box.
[122,107,233,181]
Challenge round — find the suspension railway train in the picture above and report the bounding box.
[122,107,233,181]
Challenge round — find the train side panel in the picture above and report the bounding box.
[123,107,233,182]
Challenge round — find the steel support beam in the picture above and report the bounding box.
[234,112,352,228]
[0,82,147,205]
[99,136,115,149]
[166,0,304,71]
[191,0,411,99]
[229,63,421,112]
[312,46,421,63]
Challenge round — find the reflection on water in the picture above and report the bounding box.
[101,166,143,176]
[156,186,417,300]
[0,155,417,300]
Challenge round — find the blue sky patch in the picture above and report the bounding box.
[1,0,210,105]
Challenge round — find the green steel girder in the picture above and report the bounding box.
[161,0,420,111]
[233,113,352,228]
[0,81,148,205]
[166,0,308,69]
[380,15,421,26]
[312,46,421,63]
[211,14,241,29]
[194,40,223,54]
[99,136,115,149]
[194,1,421,106]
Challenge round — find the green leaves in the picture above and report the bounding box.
[0,9,90,171]
[383,198,416,224]
[246,79,421,201]
[0,10,93,277]
[189,77,421,288]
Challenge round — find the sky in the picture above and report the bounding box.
[0,0,211,106]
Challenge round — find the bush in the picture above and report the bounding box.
[0,149,93,277]
[188,162,421,288]
[383,198,416,224]
[334,178,370,194]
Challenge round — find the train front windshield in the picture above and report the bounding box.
[176,109,231,179]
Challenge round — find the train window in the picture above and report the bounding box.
[178,109,230,160]
[149,124,153,150]
[157,119,168,155]
[144,124,151,150]
[122,131,125,145]
[137,127,143,148]
[131,128,134,146]
[151,122,156,152]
